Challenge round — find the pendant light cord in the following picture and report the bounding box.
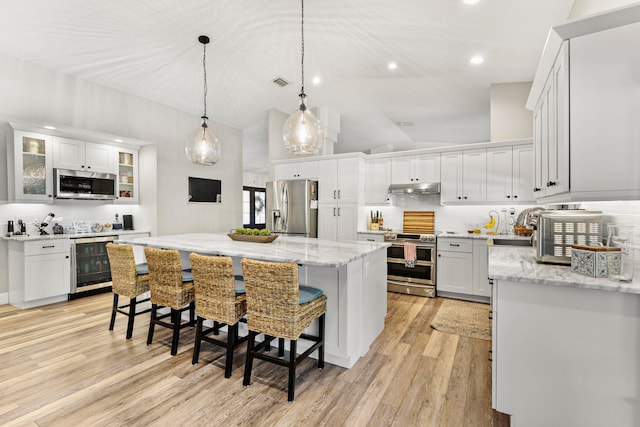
[202,41,208,119]
[300,0,306,105]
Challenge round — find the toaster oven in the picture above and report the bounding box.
[535,210,603,264]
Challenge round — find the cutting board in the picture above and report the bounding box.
[403,211,435,234]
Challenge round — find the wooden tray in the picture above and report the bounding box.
[227,233,278,243]
[403,211,435,234]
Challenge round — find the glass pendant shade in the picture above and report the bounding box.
[283,106,323,156]
[185,118,221,166]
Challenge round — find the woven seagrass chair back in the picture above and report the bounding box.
[144,247,192,309]
[242,258,309,339]
[190,253,246,325]
[106,243,149,297]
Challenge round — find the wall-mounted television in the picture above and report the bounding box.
[188,176,222,203]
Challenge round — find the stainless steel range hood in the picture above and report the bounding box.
[388,182,441,195]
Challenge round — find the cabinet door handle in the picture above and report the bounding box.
[457,196,462,200]
[42,245,55,248]
[514,195,518,199]
[337,207,341,216]
[367,238,375,242]
[449,243,460,247]
[65,255,70,259]
[464,196,468,199]
[488,350,492,362]
[333,207,336,216]
[438,254,441,257]
[333,190,337,199]
[506,195,511,198]
[337,190,341,199]
[488,312,493,320]
[533,187,541,192]
[415,177,419,181]
[81,165,85,168]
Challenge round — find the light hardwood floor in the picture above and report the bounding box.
[0,292,509,427]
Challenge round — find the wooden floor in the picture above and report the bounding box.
[0,292,510,427]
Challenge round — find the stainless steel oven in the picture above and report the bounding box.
[385,233,437,297]
[70,235,116,298]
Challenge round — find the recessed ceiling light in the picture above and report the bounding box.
[463,0,480,4]
[388,62,397,70]
[44,125,56,130]
[470,55,484,64]
[312,75,322,85]
[114,139,123,143]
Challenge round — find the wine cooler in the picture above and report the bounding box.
[70,235,117,298]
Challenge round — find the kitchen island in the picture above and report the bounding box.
[488,246,640,427]
[118,233,390,369]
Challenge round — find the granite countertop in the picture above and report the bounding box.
[118,233,390,268]
[488,246,640,295]
[2,230,150,242]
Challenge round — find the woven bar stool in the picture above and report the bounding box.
[241,258,327,402]
[106,243,151,339]
[144,247,196,356]
[190,253,248,378]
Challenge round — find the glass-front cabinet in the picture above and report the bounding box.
[11,130,54,202]
[115,148,138,203]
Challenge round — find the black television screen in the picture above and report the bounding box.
[188,177,222,203]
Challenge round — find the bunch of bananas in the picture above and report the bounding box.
[483,215,497,229]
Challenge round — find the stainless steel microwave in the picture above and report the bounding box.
[54,168,117,200]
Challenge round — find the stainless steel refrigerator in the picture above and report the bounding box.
[266,179,318,237]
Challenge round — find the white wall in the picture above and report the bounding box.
[490,82,533,142]
[0,52,243,294]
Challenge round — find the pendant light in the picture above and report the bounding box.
[283,0,323,156]
[185,35,221,165]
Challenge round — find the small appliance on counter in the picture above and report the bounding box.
[123,215,134,230]
[535,210,603,264]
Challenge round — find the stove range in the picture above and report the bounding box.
[383,232,436,243]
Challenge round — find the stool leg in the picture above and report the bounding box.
[278,338,285,358]
[170,309,180,356]
[192,317,204,365]
[318,313,325,369]
[213,321,220,335]
[243,331,257,386]
[265,335,271,351]
[147,304,157,345]
[109,293,119,331]
[224,323,238,378]
[125,296,137,340]
[189,301,195,325]
[288,340,297,402]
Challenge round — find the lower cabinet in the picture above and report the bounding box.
[436,237,489,300]
[9,239,71,308]
[318,203,358,241]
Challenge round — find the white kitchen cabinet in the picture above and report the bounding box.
[440,149,486,204]
[532,41,569,199]
[8,129,54,202]
[318,204,358,241]
[486,142,534,203]
[8,239,71,308]
[436,237,489,300]
[274,160,318,180]
[53,137,115,174]
[317,157,364,204]
[364,157,391,205]
[115,148,139,204]
[492,278,640,427]
[390,153,440,185]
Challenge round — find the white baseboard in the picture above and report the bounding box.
[0,292,8,305]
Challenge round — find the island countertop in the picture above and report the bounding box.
[488,246,640,294]
[118,233,390,268]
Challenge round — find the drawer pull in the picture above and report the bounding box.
[449,243,460,247]
[42,245,55,248]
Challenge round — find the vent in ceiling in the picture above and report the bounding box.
[272,77,289,87]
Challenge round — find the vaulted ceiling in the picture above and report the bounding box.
[0,1,575,172]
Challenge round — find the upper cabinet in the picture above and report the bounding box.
[53,137,115,174]
[528,7,640,202]
[364,157,391,205]
[440,149,486,204]
[8,130,54,202]
[486,142,534,204]
[391,153,440,185]
[115,148,139,204]
[532,42,569,199]
[274,160,318,181]
[317,157,364,204]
